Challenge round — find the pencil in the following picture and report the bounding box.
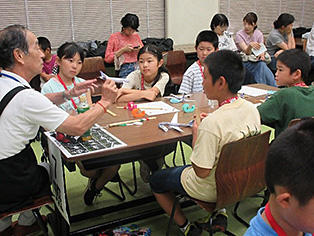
[106,109,117,117]
[108,117,157,127]
[138,107,163,110]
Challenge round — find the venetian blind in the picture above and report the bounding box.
[0,0,165,50]
[219,0,314,35]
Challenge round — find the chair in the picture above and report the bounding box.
[77,56,105,80]
[0,195,53,236]
[164,50,188,165]
[165,50,186,91]
[166,131,271,235]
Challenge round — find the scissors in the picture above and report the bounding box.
[158,112,194,133]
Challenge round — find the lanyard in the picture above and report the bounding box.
[141,73,145,90]
[196,60,204,79]
[294,82,308,87]
[219,96,238,107]
[0,72,22,83]
[265,203,287,236]
[57,74,77,109]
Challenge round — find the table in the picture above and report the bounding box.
[46,84,278,235]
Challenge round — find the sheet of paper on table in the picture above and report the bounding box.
[45,124,126,158]
[238,86,268,97]
[136,101,179,116]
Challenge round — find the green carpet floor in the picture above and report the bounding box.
[29,125,273,236]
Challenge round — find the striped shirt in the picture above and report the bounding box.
[178,61,204,94]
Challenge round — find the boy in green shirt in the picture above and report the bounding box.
[257,49,313,136]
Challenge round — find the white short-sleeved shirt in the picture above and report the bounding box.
[122,70,169,96]
[180,98,261,202]
[178,61,204,94]
[304,22,314,57]
[41,76,85,112]
[0,70,69,160]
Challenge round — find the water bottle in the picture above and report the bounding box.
[77,94,92,141]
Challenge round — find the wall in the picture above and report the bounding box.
[165,0,219,46]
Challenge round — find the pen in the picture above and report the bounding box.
[108,117,157,127]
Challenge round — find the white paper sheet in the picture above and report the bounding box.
[136,101,179,116]
[238,86,268,97]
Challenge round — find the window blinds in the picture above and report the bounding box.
[219,0,314,35]
[0,0,165,50]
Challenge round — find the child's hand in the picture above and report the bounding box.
[200,112,208,121]
[192,120,198,140]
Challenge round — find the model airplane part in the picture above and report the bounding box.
[168,93,195,103]
[99,71,128,84]
[158,112,194,133]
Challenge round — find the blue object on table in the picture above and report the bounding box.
[182,103,195,113]
[170,97,182,103]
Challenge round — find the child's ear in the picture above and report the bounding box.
[291,69,302,82]
[158,59,164,68]
[215,76,227,90]
[56,56,62,66]
[275,186,292,208]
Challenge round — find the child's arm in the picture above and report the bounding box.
[192,163,211,178]
[116,88,159,102]
[40,72,54,82]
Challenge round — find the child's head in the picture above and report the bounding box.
[265,118,314,233]
[276,49,311,86]
[274,13,294,33]
[56,42,85,78]
[37,36,51,59]
[243,12,258,33]
[195,30,218,64]
[210,13,229,36]
[121,13,140,36]
[137,44,167,84]
[203,50,244,98]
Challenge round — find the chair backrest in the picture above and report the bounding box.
[214,131,271,209]
[165,50,186,85]
[77,56,105,80]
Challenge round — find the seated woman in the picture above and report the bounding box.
[41,42,120,206]
[235,12,276,86]
[117,44,175,182]
[105,13,144,78]
[266,13,295,73]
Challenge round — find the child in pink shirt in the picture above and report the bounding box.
[38,37,57,88]
[105,13,143,78]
